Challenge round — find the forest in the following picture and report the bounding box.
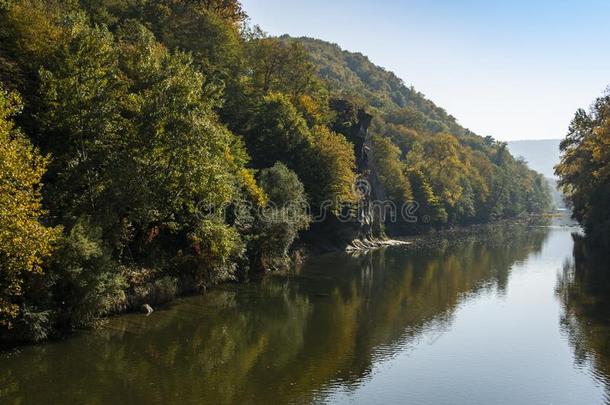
[556,90,610,247]
[0,0,551,342]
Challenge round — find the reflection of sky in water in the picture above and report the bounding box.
[327,227,604,405]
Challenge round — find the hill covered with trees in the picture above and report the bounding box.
[0,0,550,342]
[287,36,551,233]
[284,36,469,136]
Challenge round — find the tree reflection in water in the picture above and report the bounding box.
[0,225,550,405]
[557,234,610,402]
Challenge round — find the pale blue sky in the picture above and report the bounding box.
[241,0,610,141]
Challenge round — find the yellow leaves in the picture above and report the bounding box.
[0,300,19,327]
[0,88,59,326]
[590,121,610,180]
[370,135,413,202]
[239,168,268,207]
[309,126,358,205]
[223,143,268,206]
[5,0,64,65]
[418,134,470,208]
[296,94,331,127]
[191,219,244,273]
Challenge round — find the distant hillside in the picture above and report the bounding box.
[285,36,471,137]
[288,36,555,182]
[282,35,552,222]
[507,139,561,179]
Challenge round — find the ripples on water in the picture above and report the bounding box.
[2,217,610,404]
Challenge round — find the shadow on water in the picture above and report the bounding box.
[557,234,610,403]
[0,225,551,404]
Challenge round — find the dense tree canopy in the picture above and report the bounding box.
[556,90,610,246]
[0,0,551,341]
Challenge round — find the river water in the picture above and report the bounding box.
[2,217,610,404]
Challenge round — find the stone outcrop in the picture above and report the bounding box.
[299,100,392,252]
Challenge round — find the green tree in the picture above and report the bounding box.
[243,92,312,169]
[556,91,610,246]
[48,220,126,330]
[243,93,356,207]
[301,126,357,207]
[37,13,125,223]
[370,135,412,202]
[250,163,310,271]
[245,34,323,102]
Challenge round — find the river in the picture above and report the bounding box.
[2,216,609,404]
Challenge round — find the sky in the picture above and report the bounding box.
[240,0,610,141]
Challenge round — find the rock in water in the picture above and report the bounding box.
[142,304,154,315]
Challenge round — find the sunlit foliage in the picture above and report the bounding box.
[556,90,610,246]
[0,88,59,327]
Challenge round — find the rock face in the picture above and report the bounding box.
[300,101,388,252]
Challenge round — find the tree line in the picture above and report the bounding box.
[0,0,551,342]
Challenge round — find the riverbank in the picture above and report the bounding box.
[340,213,562,256]
[1,213,561,347]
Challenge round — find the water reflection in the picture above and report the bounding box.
[557,235,610,402]
[0,225,551,404]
